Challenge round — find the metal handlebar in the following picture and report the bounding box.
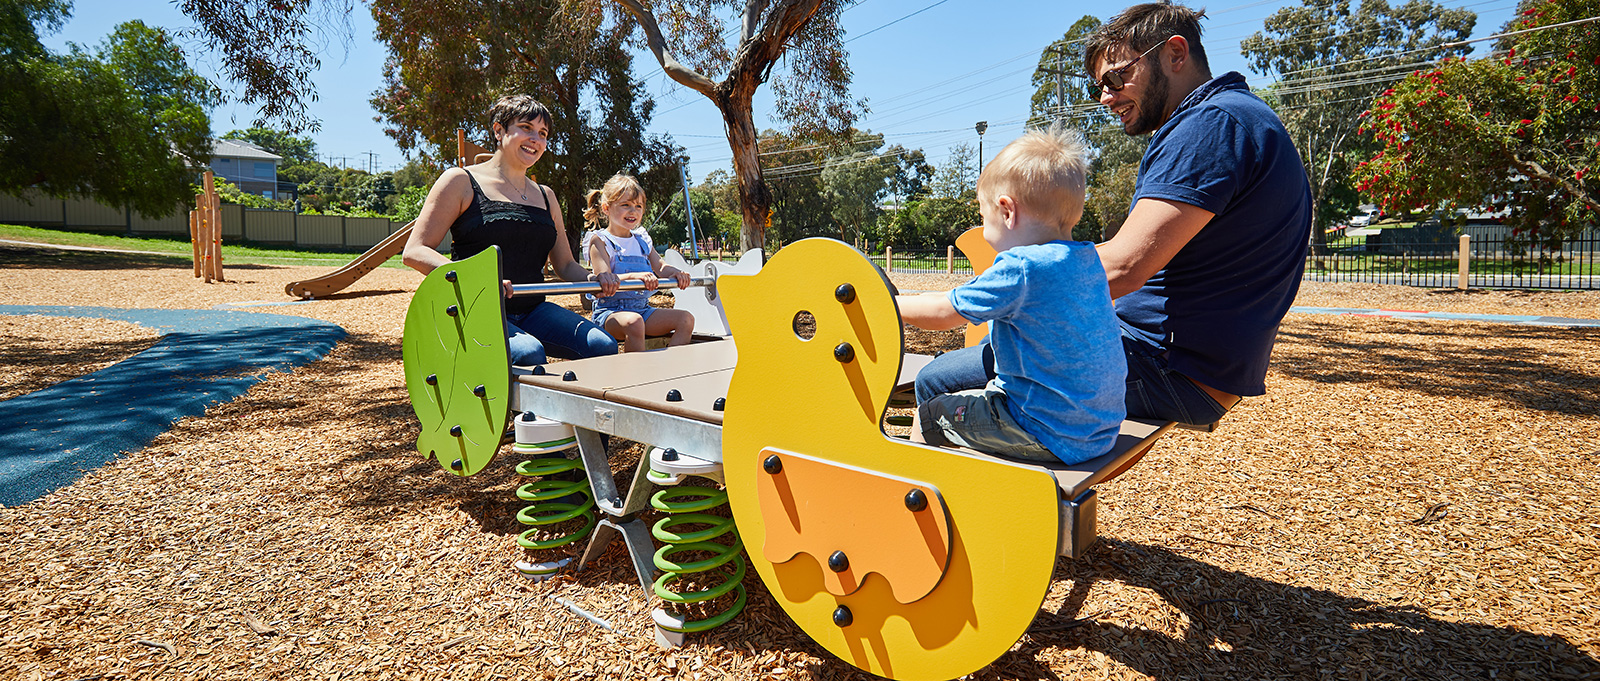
[508,276,716,297]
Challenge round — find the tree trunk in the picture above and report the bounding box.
[720,90,771,253]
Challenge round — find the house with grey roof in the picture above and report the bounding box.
[209,139,282,198]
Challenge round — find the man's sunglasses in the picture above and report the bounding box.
[1085,37,1174,93]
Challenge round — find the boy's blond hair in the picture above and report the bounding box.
[975,126,1089,234]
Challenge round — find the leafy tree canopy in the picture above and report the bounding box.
[369,0,680,255]
[1242,0,1474,243]
[1353,0,1598,244]
[1,7,220,217]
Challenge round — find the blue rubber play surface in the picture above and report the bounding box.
[0,306,344,507]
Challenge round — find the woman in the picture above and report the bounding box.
[402,95,620,365]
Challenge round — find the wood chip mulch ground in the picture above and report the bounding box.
[1,242,1597,680]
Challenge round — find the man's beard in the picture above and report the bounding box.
[1125,66,1170,136]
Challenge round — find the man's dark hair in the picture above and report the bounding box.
[1084,3,1211,77]
[488,94,553,143]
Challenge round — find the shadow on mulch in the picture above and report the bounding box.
[975,539,1600,681]
[1275,317,1600,416]
[0,243,185,270]
[0,242,370,273]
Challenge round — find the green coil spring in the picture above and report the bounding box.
[514,456,596,552]
[650,486,747,633]
[510,413,595,578]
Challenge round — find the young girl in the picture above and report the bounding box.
[583,175,695,352]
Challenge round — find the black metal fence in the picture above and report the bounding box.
[1305,232,1600,290]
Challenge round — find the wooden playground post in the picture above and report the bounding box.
[886,245,893,273]
[946,245,954,274]
[191,171,224,283]
[1458,234,1471,290]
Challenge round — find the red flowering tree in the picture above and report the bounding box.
[1353,0,1599,246]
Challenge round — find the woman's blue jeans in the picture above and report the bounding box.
[913,328,1227,426]
[505,301,617,366]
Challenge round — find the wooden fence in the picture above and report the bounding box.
[0,189,408,251]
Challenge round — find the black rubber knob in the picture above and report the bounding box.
[445,304,459,316]
[531,365,546,376]
[666,389,683,402]
[472,384,486,397]
[425,373,438,386]
[562,371,577,382]
[449,425,463,437]
[762,454,783,474]
[828,550,849,573]
[834,342,855,363]
[833,606,853,627]
[905,488,927,512]
[834,283,856,304]
[450,458,463,470]
[444,270,457,282]
[713,397,726,411]
[661,448,680,462]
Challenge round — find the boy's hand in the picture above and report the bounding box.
[896,292,967,331]
[502,279,514,298]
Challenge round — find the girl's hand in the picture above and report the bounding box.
[637,271,660,290]
[673,271,692,290]
[502,279,514,298]
[594,271,620,297]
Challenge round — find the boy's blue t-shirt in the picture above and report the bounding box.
[1120,72,1312,397]
[948,240,1126,464]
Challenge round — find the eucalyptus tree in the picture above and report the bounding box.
[617,0,860,252]
[1241,0,1475,246]
[369,0,680,251]
[2,6,219,217]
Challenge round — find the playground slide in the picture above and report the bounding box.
[283,222,413,299]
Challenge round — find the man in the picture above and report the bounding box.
[915,2,1311,428]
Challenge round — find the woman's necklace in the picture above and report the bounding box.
[500,168,534,203]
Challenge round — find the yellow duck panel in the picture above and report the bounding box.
[720,238,1061,680]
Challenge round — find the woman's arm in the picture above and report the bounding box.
[546,186,619,296]
[401,167,473,275]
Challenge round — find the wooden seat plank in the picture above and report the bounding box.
[1041,419,1175,499]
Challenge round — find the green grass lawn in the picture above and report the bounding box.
[0,223,400,267]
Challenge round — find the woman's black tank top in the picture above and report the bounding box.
[449,171,557,314]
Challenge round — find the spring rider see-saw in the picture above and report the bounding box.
[401,239,1176,680]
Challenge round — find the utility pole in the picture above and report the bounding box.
[677,158,699,260]
[362,151,378,174]
[1037,43,1076,128]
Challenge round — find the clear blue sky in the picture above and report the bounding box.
[44,0,1518,180]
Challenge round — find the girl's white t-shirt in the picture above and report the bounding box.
[587,229,653,259]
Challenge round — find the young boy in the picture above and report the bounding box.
[897,127,1126,465]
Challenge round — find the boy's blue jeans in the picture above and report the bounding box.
[914,329,1228,427]
[505,301,618,366]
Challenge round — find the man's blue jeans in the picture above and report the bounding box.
[913,328,1228,426]
[505,301,618,366]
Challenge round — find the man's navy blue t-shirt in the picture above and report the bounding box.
[1120,72,1312,397]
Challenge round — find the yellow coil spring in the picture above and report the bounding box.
[514,456,596,552]
[650,486,747,633]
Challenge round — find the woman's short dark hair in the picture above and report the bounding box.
[1084,3,1211,77]
[488,95,552,140]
